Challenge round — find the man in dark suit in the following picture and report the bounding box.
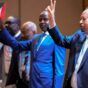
[0,11,66,88]
[5,18,37,88]
[4,16,21,87]
[47,0,88,88]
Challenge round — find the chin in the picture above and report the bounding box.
[81,28,84,32]
[41,27,46,31]
[80,27,84,31]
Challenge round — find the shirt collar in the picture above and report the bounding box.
[14,30,21,38]
[43,31,49,35]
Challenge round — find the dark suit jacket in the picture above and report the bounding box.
[0,29,66,88]
[5,32,21,86]
[48,26,88,88]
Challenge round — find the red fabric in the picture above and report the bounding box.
[0,3,6,20]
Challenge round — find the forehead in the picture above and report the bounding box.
[22,25,30,30]
[39,11,48,18]
[21,27,31,33]
[21,24,33,32]
[7,17,15,22]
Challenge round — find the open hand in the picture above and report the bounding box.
[46,0,56,28]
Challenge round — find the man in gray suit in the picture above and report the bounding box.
[47,0,88,88]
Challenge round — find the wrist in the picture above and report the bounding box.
[49,16,56,29]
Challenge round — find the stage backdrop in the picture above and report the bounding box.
[5,0,83,75]
[83,0,88,9]
[6,0,82,34]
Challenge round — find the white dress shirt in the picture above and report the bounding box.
[75,36,88,73]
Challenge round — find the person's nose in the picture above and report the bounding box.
[80,19,83,24]
[40,19,45,23]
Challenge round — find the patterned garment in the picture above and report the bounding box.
[4,45,12,74]
[19,51,31,81]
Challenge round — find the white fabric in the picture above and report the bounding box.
[19,51,31,79]
[0,8,2,16]
[71,71,77,88]
[75,37,88,73]
[14,30,21,38]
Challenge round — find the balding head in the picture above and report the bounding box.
[39,10,49,32]
[40,10,48,17]
[5,16,20,35]
[21,21,37,39]
[22,21,37,34]
[6,16,20,25]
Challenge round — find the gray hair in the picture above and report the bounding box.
[22,21,37,34]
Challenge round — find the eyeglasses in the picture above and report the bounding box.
[5,21,16,25]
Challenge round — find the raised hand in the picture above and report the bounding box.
[50,0,56,15]
[46,0,56,28]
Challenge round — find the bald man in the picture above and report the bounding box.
[3,16,21,73]
[0,16,21,87]
[0,11,66,88]
[5,16,20,36]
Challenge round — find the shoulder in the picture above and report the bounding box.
[33,34,40,38]
[33,34,41,39]
[71,29,85,43]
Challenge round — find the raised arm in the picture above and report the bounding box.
[46,0,73,48]
[0,20,32,52]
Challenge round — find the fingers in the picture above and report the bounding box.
[50,0,53,9]
[45,0,56,17]
[47,6,52,14]
[53,0,56,10]
[50,0,56,14]
[52,0,56,6]
[50,0,56,7]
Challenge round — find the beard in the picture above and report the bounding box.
[39,23,49,32]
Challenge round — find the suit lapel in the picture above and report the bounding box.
[36,34,48,52]
[32,34,41,58]
[75,33,86,71]
[75,33,88,72]
[33,34,41,49]
[33,34,48,58]
[78,49,88,72]
[75,34,86,61]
